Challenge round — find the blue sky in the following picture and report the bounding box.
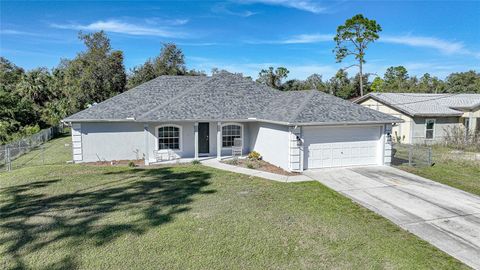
[1,0,479,80]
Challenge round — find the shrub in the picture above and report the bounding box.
[191,160,201,165]
[248,151,262,160]
[246,162,255,169]
[443,126,480,151]
[128,161,136,167]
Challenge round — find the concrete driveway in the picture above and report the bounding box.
[304,166,480,269]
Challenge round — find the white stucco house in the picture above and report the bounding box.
[355,93,480,144]
[63,73,402,172]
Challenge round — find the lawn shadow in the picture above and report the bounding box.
[0,167,214,269]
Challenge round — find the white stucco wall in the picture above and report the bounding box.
[79,122,146,162]
[144,121,252,163]
[359,97,413,143]
[249,122,290,170]
[411,117,460,144]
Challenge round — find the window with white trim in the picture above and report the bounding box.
[425,119,435,139]
[222,124,242,147]
[158,126,180,150]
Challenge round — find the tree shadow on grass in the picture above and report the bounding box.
[0,167,214,269]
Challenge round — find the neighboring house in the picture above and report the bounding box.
[355,93,480,144]
[63,73,401,171]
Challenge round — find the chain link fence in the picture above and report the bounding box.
[0,125,65,171]
[392,142,480,167]
[392,143,433,167]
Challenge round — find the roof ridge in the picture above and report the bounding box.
[137,76,215,120]
[287,90,317,124]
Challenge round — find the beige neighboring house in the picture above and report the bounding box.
[355,93,480,144]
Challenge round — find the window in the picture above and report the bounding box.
[425,119,435,139]
[222,124,242,147]
[158,126,180,150]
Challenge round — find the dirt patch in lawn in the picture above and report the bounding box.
[84,159,145,167]
[222,159,299,176]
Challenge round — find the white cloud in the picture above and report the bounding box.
[282,34,332,44]
[237,0,325,13]
[244,33,332,44]
[381,35,480,58]
[169,19,189,25]
[211,3,258,17]
[0,29,41,36]
[50,19,187,38]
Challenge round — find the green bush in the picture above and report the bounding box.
[128,161,136,167]
[248,151,262,160]
[191,160,201,165]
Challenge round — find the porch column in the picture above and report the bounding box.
[144,124,150,165]
[194,122,199,160]
[217,122,222,160]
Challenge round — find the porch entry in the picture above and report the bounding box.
[198,122,209,154]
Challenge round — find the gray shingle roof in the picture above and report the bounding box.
[355,93,480,117]
[64,73,401,125]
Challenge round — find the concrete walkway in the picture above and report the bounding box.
[202,159,313,183]
[304,166,480,269]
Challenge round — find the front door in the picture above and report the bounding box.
[198,123,209,154]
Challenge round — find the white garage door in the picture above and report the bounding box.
[304,126,382,169]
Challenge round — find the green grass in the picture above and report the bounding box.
[0,137,468,269]
[399,160,480,196]
[6,133,72,170]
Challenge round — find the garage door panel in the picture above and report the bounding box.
[305,126,381,169]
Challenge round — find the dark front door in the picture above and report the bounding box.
[198,123,209,154]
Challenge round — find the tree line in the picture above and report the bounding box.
[0,31,203,143]
[256,66,480,99]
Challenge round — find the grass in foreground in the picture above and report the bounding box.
[398,159,480,196]
[0,137,468,269]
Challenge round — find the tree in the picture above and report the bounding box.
[334,14,382,96]
[305,73,326,92]
[155,43,186,75]
[281,79,308,91]
[383,66,409,92]
[127,43,190,89]
[370,77,384,92]
[256,67,289,89]
[0,57,24,93]
[0,57,40,143]
[351,72,370,96]
[446,71,480,93]
[61,31,126,112]
[15,68,53,106]
[329,69,354,99]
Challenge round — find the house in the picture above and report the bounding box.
[355,93,480,144]
[63,73,401,171]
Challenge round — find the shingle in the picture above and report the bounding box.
[64,76,210,121]
[361,93,480,117]
[64,73,401,125]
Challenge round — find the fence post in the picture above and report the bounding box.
[408,144,413,166]
[42,145,45,165]
[6,147,11,172]
[4,148,7,171]
[427,147,432,166]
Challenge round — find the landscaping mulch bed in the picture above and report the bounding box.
[223,159,299,176]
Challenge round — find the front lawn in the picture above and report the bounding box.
[0,138,467,269]
[398,160,480,196]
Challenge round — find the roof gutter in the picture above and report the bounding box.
[63,117,403,126]
[291,119,404,126]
